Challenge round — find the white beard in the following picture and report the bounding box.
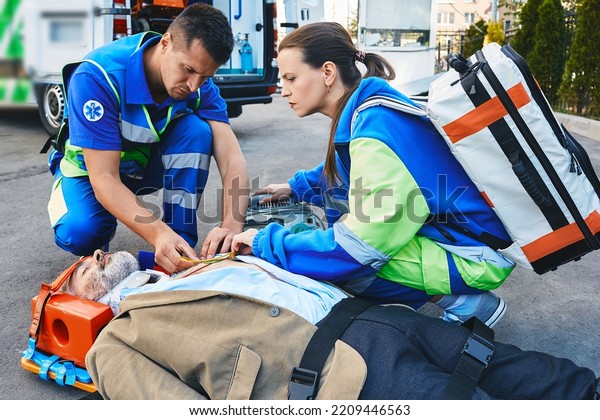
[83,251,140,300]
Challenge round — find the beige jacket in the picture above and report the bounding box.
[86,289,367,400]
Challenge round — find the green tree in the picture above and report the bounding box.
[528,0,565,105]
[511,0,543,59]
[559,0,600,117]
[463,19,488,57]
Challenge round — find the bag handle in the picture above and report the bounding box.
[29,256,90,339]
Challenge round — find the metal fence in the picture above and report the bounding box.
[552,12,594,118]
[435,30,466,72]
[563,11,577,64]
[436,12,578,63]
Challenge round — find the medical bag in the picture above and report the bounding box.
[354,42,600,274]
[426,42,600,273]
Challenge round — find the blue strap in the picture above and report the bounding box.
[55,364,67,386]
[22,338,93,385]
[74,366,92,384]
[22,337,36,360]
[39,355,60,382]
[55,361,77,387]
[63,361,77,386]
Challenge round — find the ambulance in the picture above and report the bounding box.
[1,0,279,134]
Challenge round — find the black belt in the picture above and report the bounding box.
[288,298,375,400]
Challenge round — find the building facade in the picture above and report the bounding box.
[437,0,519,33]
[435,0,521,68]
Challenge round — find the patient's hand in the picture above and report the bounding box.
[232,229,258,255]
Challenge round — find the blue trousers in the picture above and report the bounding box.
[336,306,597,399]
[50,115,212,256]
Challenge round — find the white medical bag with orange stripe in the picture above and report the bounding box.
[424,42,600,274]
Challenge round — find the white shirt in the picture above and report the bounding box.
[99,256,348,324]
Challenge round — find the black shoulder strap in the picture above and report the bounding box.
[288,298,375,400]
[444,317,495,399]
[39,118,70,154]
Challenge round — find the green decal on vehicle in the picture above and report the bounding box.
[1,0,23,58]
[1,0,33,104]
[7,16,23,58]
[0,77,32,103]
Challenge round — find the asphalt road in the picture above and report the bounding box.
[1,94,600,400]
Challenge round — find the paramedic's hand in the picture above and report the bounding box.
[154,232,198,274]
[254,183,293,204]
[232,229,258,256]
[200,226,237,259]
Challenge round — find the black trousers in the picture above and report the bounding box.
[337,305,596,399]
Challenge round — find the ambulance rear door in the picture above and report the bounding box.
[211,0,279,118]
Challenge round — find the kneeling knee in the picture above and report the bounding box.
[54,222,114,256]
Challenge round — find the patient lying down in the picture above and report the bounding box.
[62,249,349,324]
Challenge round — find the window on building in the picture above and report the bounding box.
[465,13,475,25]
[438,12,455,25]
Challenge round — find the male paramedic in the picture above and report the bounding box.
[62,249,600,400]
[46,3,249,274]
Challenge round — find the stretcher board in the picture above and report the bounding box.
[21,357,97,393]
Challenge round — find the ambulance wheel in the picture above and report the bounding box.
[133,18,150,34]
[36,84,65,136]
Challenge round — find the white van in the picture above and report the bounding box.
[15,0,279,134]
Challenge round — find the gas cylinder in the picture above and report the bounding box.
[239,33,253,74]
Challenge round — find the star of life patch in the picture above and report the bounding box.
[83,100,104,122]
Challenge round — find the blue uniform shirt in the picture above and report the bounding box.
[66,34,228,152]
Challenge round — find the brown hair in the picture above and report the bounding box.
[279,22,395,184]
[167,3,233,65]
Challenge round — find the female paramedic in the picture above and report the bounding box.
[232,22,516,327]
